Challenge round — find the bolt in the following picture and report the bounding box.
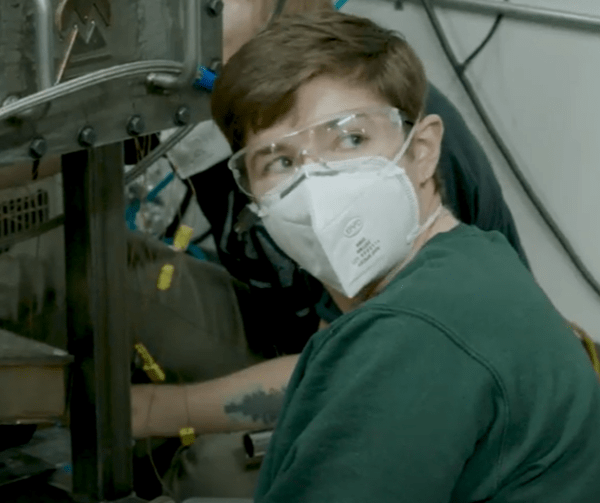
[209,58,222,75]
[206,0,224,17]
[29,137,47,159]
[174,106,191,126]
[127,115,145,136]
[78,126,97,147]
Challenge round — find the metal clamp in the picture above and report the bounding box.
[146,0,200,90]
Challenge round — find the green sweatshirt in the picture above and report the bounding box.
[254,224,600,502]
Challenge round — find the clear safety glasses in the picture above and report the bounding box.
[228,106,413,198]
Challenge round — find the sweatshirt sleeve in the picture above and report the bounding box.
[255,308,502,503]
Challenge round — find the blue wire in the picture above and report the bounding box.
[146,172,175,203]
[335,0,349,9]
[125,199,141,231]
[186,244,207,261]
[125,171,174,231]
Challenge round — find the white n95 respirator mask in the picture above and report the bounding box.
[254,126,442,298]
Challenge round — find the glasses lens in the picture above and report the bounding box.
[315,111,401,161]
[230,109,404,198]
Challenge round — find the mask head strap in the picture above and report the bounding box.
[392,118,420,165]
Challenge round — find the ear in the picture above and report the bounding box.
[411,114,444,187]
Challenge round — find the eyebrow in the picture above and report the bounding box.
[246,113,366,169]
[248,143,288,172]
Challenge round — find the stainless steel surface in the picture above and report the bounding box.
[399,0,600,32]
[0,328,72,365]
[0,0,222,164]
[147,0,200,90]
[34,0,55,91]
[242,429,272,465]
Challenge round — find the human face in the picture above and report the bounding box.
[245,75,444,213]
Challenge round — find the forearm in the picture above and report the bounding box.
[132,353,300,438]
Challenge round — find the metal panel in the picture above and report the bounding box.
[0,0,222,165]
[62,144,133,502]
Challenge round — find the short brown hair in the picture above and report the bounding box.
[211,10,428,153]
[273,0,334,17]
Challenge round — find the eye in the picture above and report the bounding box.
[263,155,295,174]
[338,133,368,149]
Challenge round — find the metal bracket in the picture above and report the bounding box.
[56,0,112,32]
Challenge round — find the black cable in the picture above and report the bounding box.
[418,0,600,299]
[459,13,504,74]
[163,185,194,239]
[191,228,213,246]
[162,158,213,245]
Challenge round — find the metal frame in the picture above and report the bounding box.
[62,144,136,502]
[395,0,600,33]
[0,1,223,500]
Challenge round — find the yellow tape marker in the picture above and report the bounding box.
[143,362,166,383]
[173,225,194,252]
[134,343,166,383]
[134,343,152,363]
[179,427,196,447]
[157,263,175,291]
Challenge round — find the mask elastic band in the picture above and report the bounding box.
[392,119,420,165]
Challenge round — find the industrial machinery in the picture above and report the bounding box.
[0,1,223,501]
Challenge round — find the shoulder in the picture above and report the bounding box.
[306,304,501,396]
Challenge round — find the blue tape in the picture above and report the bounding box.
[194,66,217,91]
[192,2,348,93]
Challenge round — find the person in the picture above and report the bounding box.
[186,0,530,361]
[193,10,600,502]
[128,1,550,498]
[132,0,533,441]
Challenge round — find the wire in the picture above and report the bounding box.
[418,0,600,299]
[0,60,185,124]
[125,124,196,185]
[458,9,505,74]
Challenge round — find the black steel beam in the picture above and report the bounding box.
[62,143,134,502]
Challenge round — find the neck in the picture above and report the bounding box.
[325,197,459,314]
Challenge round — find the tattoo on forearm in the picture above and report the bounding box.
[224,386,287,426]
